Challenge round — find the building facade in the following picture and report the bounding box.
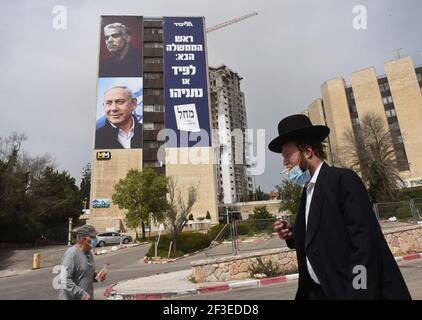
[209,65,253,204]
[88,16,219,233]
[304,55,422,189]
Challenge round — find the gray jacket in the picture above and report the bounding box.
[58,246,96,300]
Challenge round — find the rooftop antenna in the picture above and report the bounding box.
[390,48,403,60]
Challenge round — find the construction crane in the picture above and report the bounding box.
[206,11,258,33]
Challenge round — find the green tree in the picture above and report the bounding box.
[250,206,274,220]
[255,186,268,201]
[0,132,78,243]
[0,136,36,242]
[277,179,303,223]
[166,176,198,253]
[112,168,168,240]
[31,167,83,240]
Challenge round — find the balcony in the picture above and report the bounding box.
[144,48,163,57]
[144,64,163,72]
[143,112,164,123]
[143,129,160,141]
[143,148,160,161]
[144,79,164,89]
[144,34,163,42]
[144,95,164,105]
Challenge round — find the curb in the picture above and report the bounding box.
[105,273,299,300]
[106,252,421,300]
[395,252,422,263]
[104,283,117,298]
[95,243,146,256]
[143,248,207,264]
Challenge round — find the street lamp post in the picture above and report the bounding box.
[67,218,72,246]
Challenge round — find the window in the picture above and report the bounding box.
[386,109,396,118]
[383,96,393,105]
[154,123,165,130]
[144,42,163,49]
[144,28,163,35]
[143,105,154,112]
[144,73,163,80]
[144,57,163,64]
[351,118,360,125]
[389,122,400,130]
[143,123,154,130]
[397,136,403,144]
[349,104,357,113]
[417,73,422,82]
[143,161,161,168]
[144,89,163,96]
[347,90,354,100]
[144,141,159,148]
[379,82,390,92]
[144,105,165,112]
[155,105,165,112]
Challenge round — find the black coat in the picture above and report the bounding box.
[286,162,411,300]
[95,116,142,149]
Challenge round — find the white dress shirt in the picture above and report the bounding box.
[111,118,135,149]
[305,161,324,284]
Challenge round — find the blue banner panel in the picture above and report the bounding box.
[163,17,211,148]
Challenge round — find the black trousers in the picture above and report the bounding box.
[308,283,328,300]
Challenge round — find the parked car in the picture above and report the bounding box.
[96,232,132,247]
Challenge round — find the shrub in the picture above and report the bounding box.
[248,257,282,278]
[250,206,274,220]
[146,232,211,258]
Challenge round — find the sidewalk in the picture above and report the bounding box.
[105,269,299,300]
[105,251,422,300]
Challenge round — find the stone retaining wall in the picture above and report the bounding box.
[191,224,422,283]
[191,248,297,283]
[384,224,422,256]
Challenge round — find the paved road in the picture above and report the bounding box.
[3,232,420,300]
[0,238,286,300]
[172,259,422,300]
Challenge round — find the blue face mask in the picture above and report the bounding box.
[288,165,311,187]
[90,238,98,249]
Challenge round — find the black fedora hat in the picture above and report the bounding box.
[268,114,330,154]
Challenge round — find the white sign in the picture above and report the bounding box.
[174,103,200,132]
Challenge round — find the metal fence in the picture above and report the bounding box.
[206,198,422,258]
[374,198,422,224]
[205,218,285,257]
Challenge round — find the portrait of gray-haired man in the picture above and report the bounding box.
[99,22,142,77]
[95,86,143,149]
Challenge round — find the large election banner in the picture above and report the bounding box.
[94,16,143,150]
[163,17,211,148]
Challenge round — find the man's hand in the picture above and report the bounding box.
[97,271,107,282]
[82,294,92,300]
[274,220,293,240]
